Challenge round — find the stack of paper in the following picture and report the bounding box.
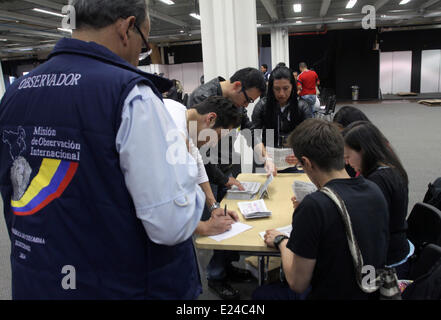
[226,181,262,200]
[292,180,317,202]
[237,199,272,219]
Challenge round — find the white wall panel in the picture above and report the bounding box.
[380,52,393,95]
[392,51,412,94]
[182,63,202,95]
[138,63,204,95]
[421,50,441,93]
[168,64,183,85]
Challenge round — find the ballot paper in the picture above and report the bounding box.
[292,180,317,202]
[257,174,274,199]
[266,146,295,171]
[209,222,253,242]
[259,225,293,240]
[237,199,272,219]
[226,181,262,200]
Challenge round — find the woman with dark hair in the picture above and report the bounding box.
[252,66,312,173]
[333,106,371,177]
[343,121,413,279]
[333,106,371,129]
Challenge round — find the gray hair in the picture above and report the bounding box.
[70,0,149,30]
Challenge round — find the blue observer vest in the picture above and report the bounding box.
[0,38,202,300]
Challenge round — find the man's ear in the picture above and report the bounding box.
[302,156,313,170]
[232,81,242,92]
[117,16,136,46]
[206,112,217,126]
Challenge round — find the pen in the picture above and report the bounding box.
[224,204,227,216]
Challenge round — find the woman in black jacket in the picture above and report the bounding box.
[252,66,312,172]
[343,121,413,279]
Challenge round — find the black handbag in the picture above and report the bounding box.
[320,186,402,300]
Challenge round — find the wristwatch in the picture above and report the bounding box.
[208,202,220,213]
[274,235,289,250]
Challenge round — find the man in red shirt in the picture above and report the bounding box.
[297,62,320,115]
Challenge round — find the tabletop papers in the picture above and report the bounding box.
[259,225,293,240]
[209,222,253,242]
[292,180,317,202]
[237,199,272,219]
[226,181,262,200]
[266,146,295,171]
[257,174,274,199]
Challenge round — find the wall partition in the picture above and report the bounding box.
[139,62,204,95]
[420,50,441,93]
[380,51,412,94]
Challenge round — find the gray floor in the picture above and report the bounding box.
[1,100,440,300]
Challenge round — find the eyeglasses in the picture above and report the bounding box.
[134,24,152,61]
[241,87,254,104]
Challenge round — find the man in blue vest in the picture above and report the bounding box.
[0,0,205,299]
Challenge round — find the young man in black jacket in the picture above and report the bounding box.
[256,119,389,300]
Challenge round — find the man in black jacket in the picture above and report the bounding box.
[188,67,275,300]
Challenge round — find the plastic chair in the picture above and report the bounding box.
[315,94,336,121]
[407,202,441,254]
[403,244,441,300]
[408,244,441,280]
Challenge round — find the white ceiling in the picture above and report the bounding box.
[0,0,440,60]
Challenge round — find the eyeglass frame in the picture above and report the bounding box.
[241,87,254,104]
[134,24,152,60]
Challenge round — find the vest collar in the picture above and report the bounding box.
[49,38,172,94]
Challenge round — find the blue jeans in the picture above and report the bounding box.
[300,95,317,115]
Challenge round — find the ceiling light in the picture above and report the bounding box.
[293,4,302,13]
[58,28,72,34]
[399,0,411,4]
[296,21,302,24]
[0,39,7,41]
[159,0,175,4]
[189,13,201,20]
[346,0,357,9]
[180,30,185,33]
[257,23,262,27]
[338,17,345,21]
[33,8,65,18]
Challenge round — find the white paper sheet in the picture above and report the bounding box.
[266,146,295,171]
[259,225,292,240]
[292,180,317,202]
[209,222,253,242]
[228,181,261,194]
[257,174,274,199]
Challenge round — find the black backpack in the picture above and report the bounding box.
[423,177,441,211]
[403,252,441,300]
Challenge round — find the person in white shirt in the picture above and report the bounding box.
[163,97,243,235]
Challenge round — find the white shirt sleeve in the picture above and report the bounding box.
[162,99,208,185]
[189,138,209,185]
[116,84,205,246]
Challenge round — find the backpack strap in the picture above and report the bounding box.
[320,186,401,299]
